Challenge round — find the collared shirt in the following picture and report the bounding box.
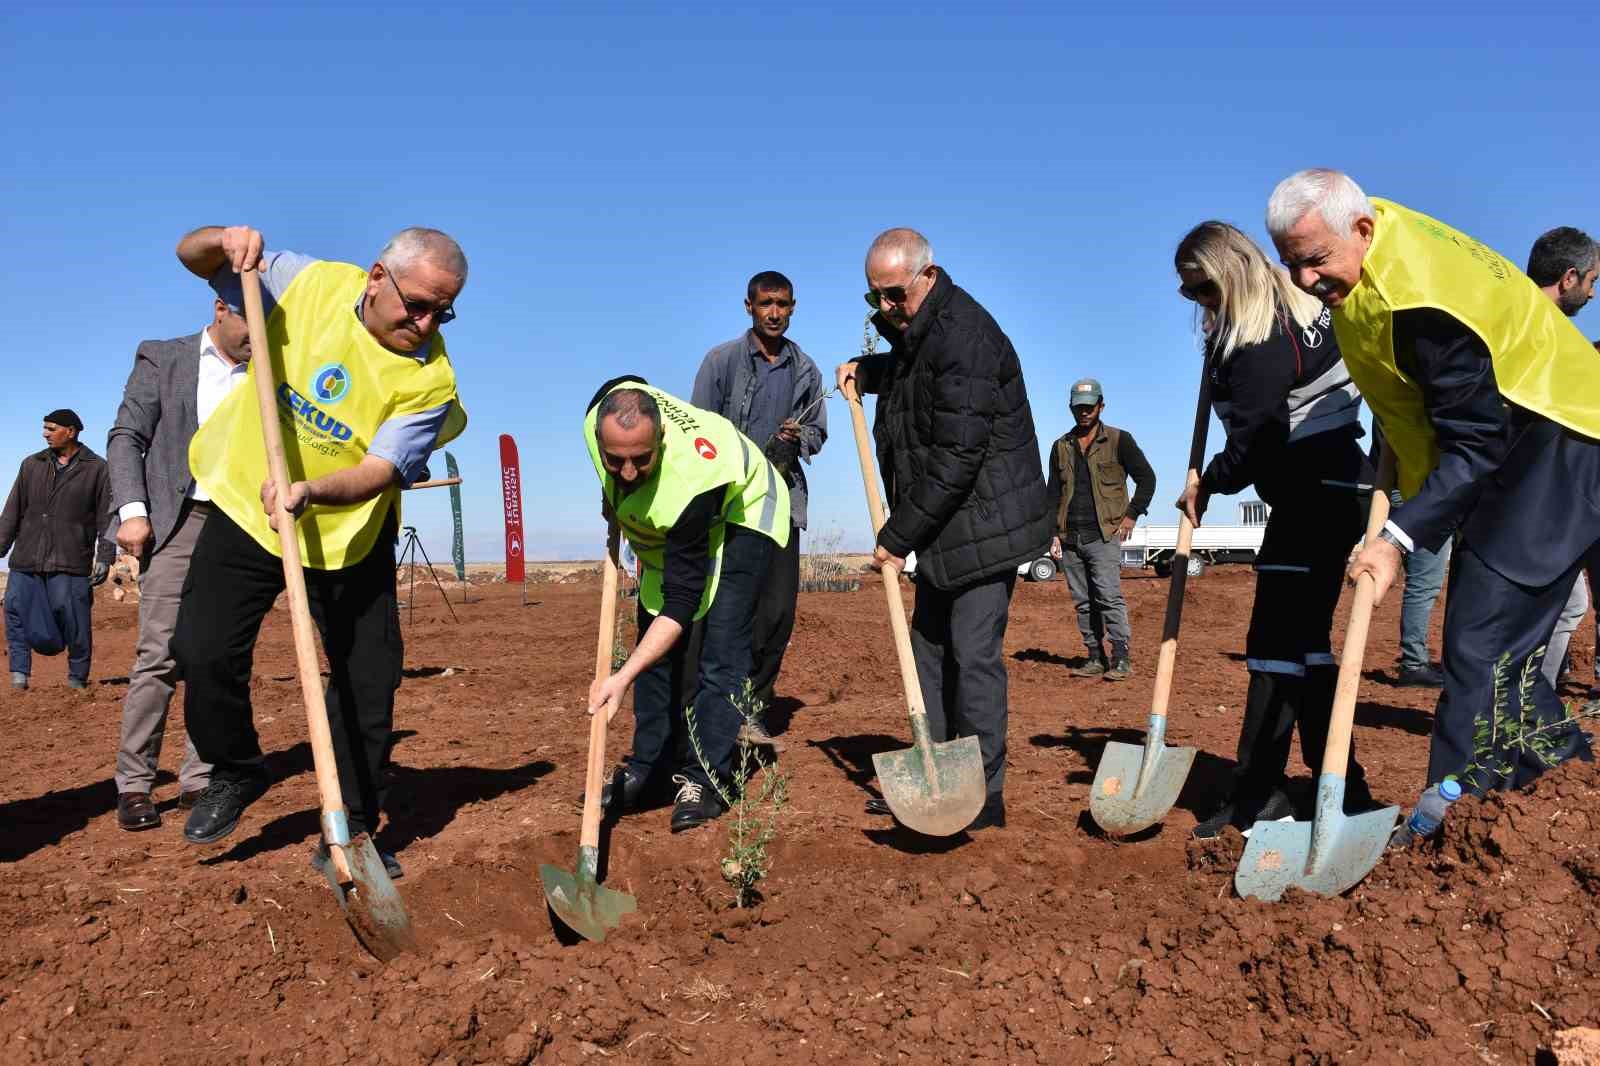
[740,332,797,452]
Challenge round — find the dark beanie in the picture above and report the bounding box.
[44,409,83,431]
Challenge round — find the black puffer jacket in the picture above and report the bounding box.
[857,269,1051,590]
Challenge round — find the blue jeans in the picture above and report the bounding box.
[628,527,773,793]
[1397,492,1451,670]
[4,570,93,682]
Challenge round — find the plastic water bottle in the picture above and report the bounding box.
[1393,778,1462,846]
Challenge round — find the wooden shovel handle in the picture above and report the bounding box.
[1148,357,1213,722]
[241,268,354,881]
[843,382,928,721]
[1320,447,1397,780]
[580,531,621,849]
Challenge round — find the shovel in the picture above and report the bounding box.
[539,531,637,940]
[1235,450,1400,901]
[1091,359,1211,834]
[843,382,986,836]
[239,266,417,962]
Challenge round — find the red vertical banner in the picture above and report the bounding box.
[498,433,526,585]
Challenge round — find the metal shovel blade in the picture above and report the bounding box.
[540,844,636,943]
[1235,775,1399,902]
[312,834,419,962]
[1090,717,1197,834]
[872,735,987,837]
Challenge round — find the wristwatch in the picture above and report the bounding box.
[1377,528,1410,555]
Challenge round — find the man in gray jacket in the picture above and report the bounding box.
[1,409,114,691]
[104,295,252,831]
[692,270,828,724]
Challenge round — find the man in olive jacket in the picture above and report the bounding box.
[837,228,1051,830]
[0,409,115,690]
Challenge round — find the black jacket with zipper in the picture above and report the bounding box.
[855,269,1051,590]
[0,446,115,576]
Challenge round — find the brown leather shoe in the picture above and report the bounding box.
[117,792,161,832]
[177,789,205,811]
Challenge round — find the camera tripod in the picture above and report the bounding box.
[396,525,459,625]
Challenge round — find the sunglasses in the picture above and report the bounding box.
[1178,279,1220,303]
[382,263,457,326]
[864,270,927,310]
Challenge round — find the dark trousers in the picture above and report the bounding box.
[627,526,772,793]
[1232,442,1370,801]
[748,524,800,705]
[170,510,403,836]
[909,569,1016,807]
[4,570,92,682]
[1428,541,1597,793]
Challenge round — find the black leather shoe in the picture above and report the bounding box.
[117,791,161,832]
[967,799,1006,831]
[864,796,893,816]
[669,775,724,833]
[586,764,649,811]
[183,769,269,844]
[1395,664,1444,688]
[1192,788,1294,840]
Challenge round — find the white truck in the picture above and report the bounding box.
[1015,499,1271,581]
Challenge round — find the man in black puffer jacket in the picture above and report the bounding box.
[838,228,1051,830]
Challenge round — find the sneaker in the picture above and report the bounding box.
[182,768,269,845]
[1395,664,1444,688]
[669,774,724,833]
[1072,655,1108,678]
[1192,788,1295,840]
[1103,657,1132,682]
[10,672,27,691]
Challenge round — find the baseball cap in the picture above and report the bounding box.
[1070,379,1103,407]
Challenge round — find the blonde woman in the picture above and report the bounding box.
[1173,221,1378,839]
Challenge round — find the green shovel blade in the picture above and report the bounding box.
[540,844,636,943]
[1090,736,1197,835]
[311,834,418,962]
[871,734,987,837]
[1235,775,1399,902]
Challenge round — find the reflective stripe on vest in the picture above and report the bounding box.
[188,261,466,568]
[584,384,789,619]
[1333,198,1600,498]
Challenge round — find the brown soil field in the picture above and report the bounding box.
[1,567,1595,1065]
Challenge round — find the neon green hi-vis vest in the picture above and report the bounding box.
[1333,198,1600,499]
[584,384,790,620]
[189,261,467,569]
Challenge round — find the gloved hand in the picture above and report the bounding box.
[90,562,110,587]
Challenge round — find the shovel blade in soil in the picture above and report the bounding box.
[1089,737,1197,835]
[540,845,636,943]
[1235,775,1399,901]
[312,835,419,962]
[872,735,986,837]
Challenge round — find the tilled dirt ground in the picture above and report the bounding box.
[1,567,1595,1065]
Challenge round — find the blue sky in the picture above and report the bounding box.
[3,4,1596,562]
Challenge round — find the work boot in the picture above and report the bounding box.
[10,672,27,691]
[1072,653,1108,678]
[1395,663,1444,688]
[1104,656,1132,682]
[183,766,269,844]
[67,677,89,690]
[1192,788,1294,840]
[669,774,724,833]
[116,792,161,832]
[967,797,1006,832]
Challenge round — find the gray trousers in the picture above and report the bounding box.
[1060,533,1131,655]
[114,502,212,794]
[910,570,1016,806]
[1543,570,1592,688]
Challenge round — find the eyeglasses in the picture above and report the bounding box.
[864,271,926,310]
[382,263,457,326]
[1178,279,1220,303]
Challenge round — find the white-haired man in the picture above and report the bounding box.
[1266,170,1599,805]
[168,225,468,872]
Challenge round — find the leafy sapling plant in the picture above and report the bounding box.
[1461,649,1600,786]
[686,679,791,908]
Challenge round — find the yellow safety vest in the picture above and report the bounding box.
[584,384,789,619]
[1334,198,1600,497]
[190,261,466,569]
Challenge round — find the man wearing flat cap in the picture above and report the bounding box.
[0,409,115,690]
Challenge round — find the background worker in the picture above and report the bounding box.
[1173,221,1375,838]
[1376,421,1450,688]
[584,379,789,832]
[836,228,1051,831]
[691,270,828,728]
[169,224,467,875]
[105,297,252,831]
[1525,226,1597,690]
[1045,378,1155,681]
[1268,169,1598,798]
[0,410,114,691]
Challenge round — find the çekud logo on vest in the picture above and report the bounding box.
[312,363,352,405]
